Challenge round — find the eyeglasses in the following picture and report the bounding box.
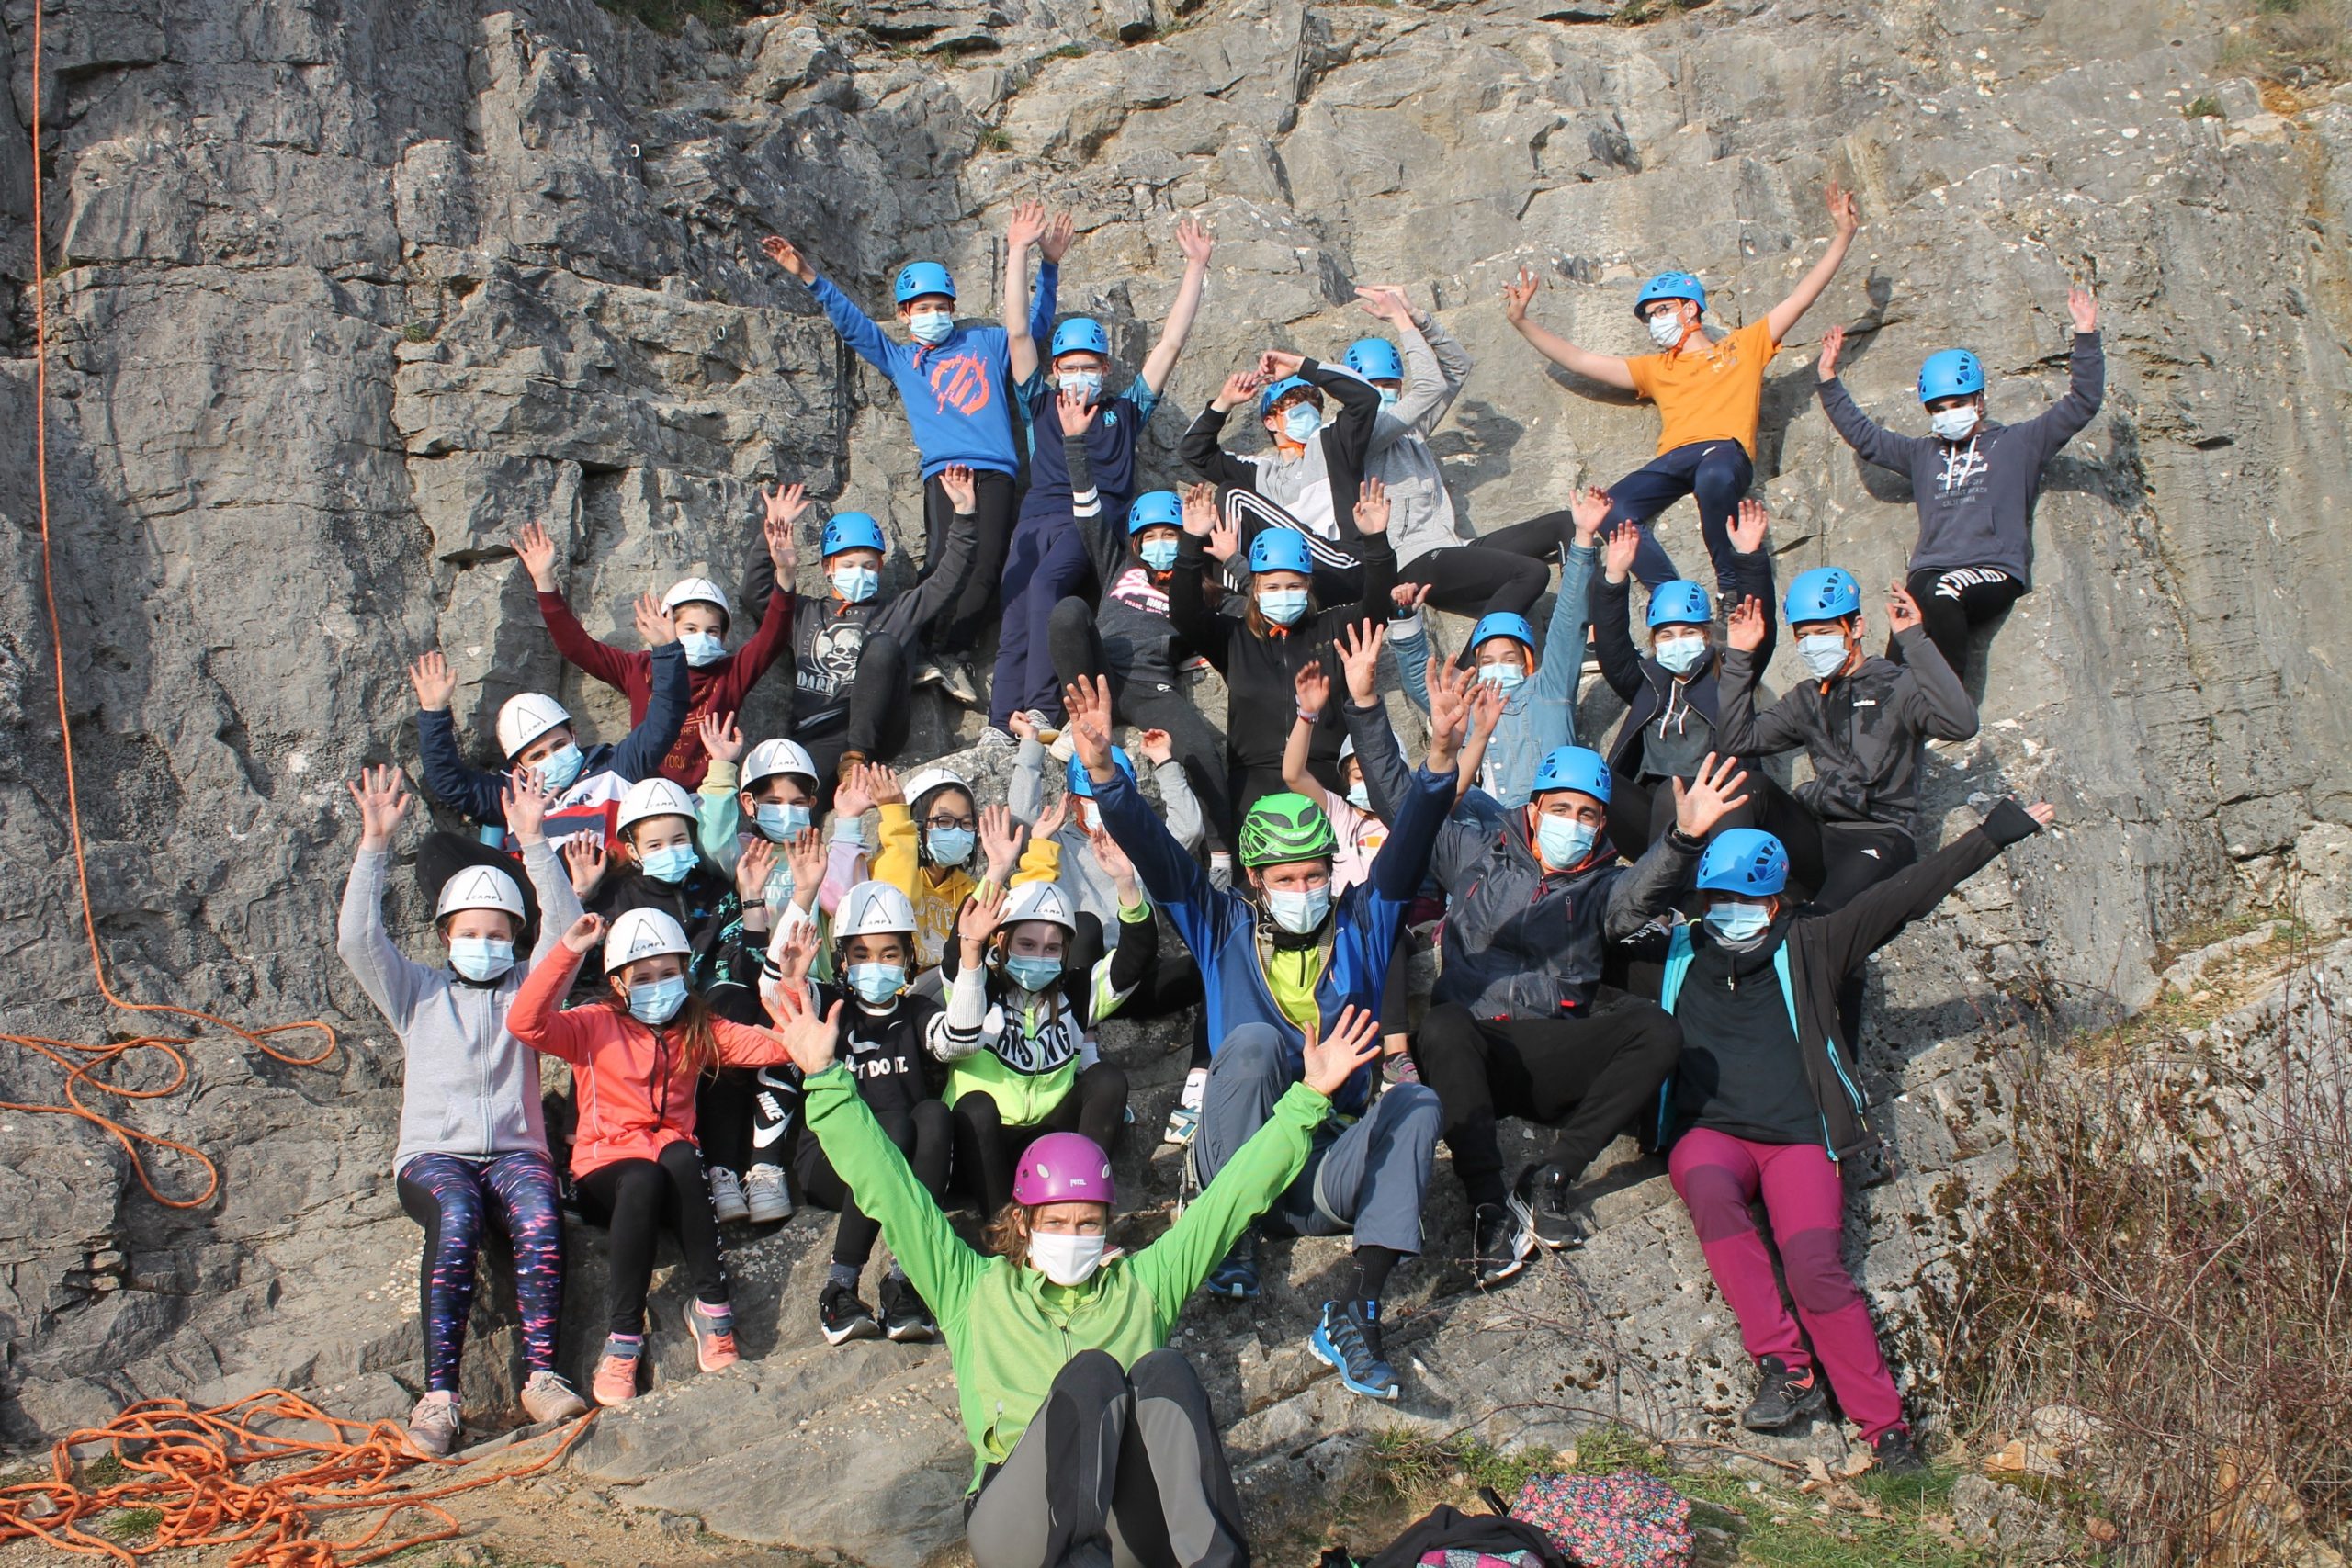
[924,815,977,832]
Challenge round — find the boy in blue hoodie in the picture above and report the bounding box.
[761,213,1068,708]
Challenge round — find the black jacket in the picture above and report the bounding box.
[1592,543,1777,779]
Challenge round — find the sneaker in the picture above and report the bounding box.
[912,659,948,692]
[744,1163,794,1224]
[976,724,1018,754]
[922,658,984,707]
[1871,1426,1927,1474]
[1512,1162,1591,1251]
[878,1274,937,1343]
[592,1337,641,1406]
[1308,1300,1399,1401]
[1206,852,1233,893]
[1047,728,1078,763]
[1742,1355,1828,1432]
[1022,710,1064,745]
[1204,1231,1259,1300]
[820,1281,882,1346]
[688,1300,740,1372]
[1382,1051,1421,1089]
[519,1370,590,1425]
[1473,1201,1536,1288]
[707,1166,750,1224]
[405,1390,460,1457]
[1162,1067,1208,1146]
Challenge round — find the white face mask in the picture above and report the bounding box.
[1646,310,1688,349]
[1929,405,1979,442]
[1059,369,1103,403]
[1027,1230,1106,1287]
[1654,633,1709,676]
[1796,632,1850,681]
[679,631,726,668]
[908,310,955,345]
[1265,885,1331,933]
[832,564,880,604]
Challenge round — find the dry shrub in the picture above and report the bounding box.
[2222,0,2352,86]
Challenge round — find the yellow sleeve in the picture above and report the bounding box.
[1745,319,1782,360]
[1623,350,1659,401]
[1012,831,1061,886]
[875,803,919,898]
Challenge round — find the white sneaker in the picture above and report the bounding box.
[1020,709,1064,744]
[519,1370,589,1425]
[707,1166,750,1223]
[406,1390,460,1458]
[1162,1066,1209,1145]
[1048,730,1078,763]
[744,1163,794,1223]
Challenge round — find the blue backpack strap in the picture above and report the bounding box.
[1653,926,1696,1147]
[1774,942,1866,1156]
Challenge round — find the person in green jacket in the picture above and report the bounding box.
[765,982,1383,1568]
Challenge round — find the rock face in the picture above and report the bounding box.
[4,0,2351,1553]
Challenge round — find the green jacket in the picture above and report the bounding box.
[802,1066,1328,1489]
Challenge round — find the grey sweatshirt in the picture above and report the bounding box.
[1363,312,1475,565]
[1008,737,1203,932]
[338,840,583,1176]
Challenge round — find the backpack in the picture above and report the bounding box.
[1509,1473,1694,1568]
[1343,1499,1577,1568]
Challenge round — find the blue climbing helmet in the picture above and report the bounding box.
[893,261,956,305]
[821,512,887,558]
[1917,348,1986,404]
[1531,746,1612,804]
[1784,566,1861,624]
[1126,491,1183,535]
[1050,316,1112,360]
[1342,336,1404,382]
[1248,528,1315,577]
[1696,829,1790,897]
[1258,375,1317,415]
[1469,612,1537,654]
[1645,581,1713,629]
[1066,746,1136,799]
[1634,270,1706,318]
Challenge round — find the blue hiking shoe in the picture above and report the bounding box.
[1309,1299,1399,1401]
[1204,1231,1259,1300]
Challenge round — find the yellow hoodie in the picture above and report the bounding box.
[874,802,1062,970]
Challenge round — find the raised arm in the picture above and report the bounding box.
[1813,325,1918,474]
[1180,369,1268,491]
[1603,754,1747,935]
[609,614,688,784]
[410,653,508,824]
[1591,525,1645,704]
[1713,601,1813,758]
[517,522,639,695]
[504,921,603,1065]
[1137,217,1214,396]
[1164,487,1234,672]
[1283,661,1337,810]
[1503,265,1637,393]
[1002,200,1050,387]
[884,469,982,637]
[1885,587,1980,740]
[2015,290,2106,457]
[337,768,432,1028]
[1071,674,1236,963]
[507,774,585,961]
[1765,184,1862,345]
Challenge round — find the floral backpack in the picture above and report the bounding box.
[1507,1472,1695,1568]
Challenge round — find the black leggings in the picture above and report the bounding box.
[797,1096,952,1270]
[922,469,1018,656]
[1893,566,2024,678]
[572,1139,728,1337]
[1048,596,1234,846]
[1397,543,1553,626]
[695,1070,756,1174]
[796,630,916,800]
[952,1062,1131,1219]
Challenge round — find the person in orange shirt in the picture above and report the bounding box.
[1488,184,1860,592]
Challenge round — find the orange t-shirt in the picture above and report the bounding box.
[1624,319,1780,457]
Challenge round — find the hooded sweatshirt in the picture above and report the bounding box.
[1008,738,1203,931]
[1179,358,1384,543]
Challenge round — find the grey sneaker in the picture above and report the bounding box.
[744,1163,793,1224]
[406,1390,460,1457]
[519,1370,589,1425]
[707,1165,749,1223]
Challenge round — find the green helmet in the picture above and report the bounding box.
[1238,792,1339,869]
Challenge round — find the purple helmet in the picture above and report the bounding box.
[1012,1132,1114,1208]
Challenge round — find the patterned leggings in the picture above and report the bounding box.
[395,1151,564,1395]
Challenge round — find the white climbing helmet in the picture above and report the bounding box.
[616,776,698,834]
[834,880,919,940]
[435,864,525,921]
[495,692,571,760]
[903,766,970,813]
[662,576,732,626]
[604,907,691,968]
[743,738,820,792]
[1339,736,1356,765]
[998,880,1077,935]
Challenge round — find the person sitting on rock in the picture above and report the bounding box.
[934,875,1148,1225]
[760,214,1067,710]
[339,766,593,1457]
[1589,501,1779,849]
[1181,352,1385,600]
[512,496,797,790]
[988,209,1214,740]
[738,468,982,799]
[1489,183,1861,592]
[506,907,804,1406]
[1078,668,1456,1403]
[771,973,1383,1568]
[1167,477,1397,822]
[1619,800,2052,1475]
[1813,287,2105,677]
[409,600,687,855]
[871,765,1062,976]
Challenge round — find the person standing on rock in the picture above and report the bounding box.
[1078,666,1455,1404]
[766,971,1385,1567]
[339,766,592,1455]
[1617,800,2053,1474]
[1490,183,1862,592]
[760,212,1069,711]
[1814,288,2105,678]
[988,209,1215,739]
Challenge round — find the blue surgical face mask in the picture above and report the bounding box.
[1654,633,1710,676]
[1476,661,1526,693]
[832,564,880,604]
[908,310,955,345]
[755,802,811,842]
[1703,901,1773,943]
[628,975,689,1026]
[679,631,726,668]
[1345,783,1372,811]
[448,937,514,983]
[927,827,977,866]
[1059,369,1103,403]
[1258,587,1309,626]
[1265,885,1331,934]
[1796,631,1851,681]
[1929,405,1980,442]
[1281,403,1323,444]
[639,843,697,884]
[848,962,906,1006]
[1003,954,1062,993]
[533,742,585,794]
[1377,387,1401,408]
[1138,538,1179,573]
[1535,814,1598,870]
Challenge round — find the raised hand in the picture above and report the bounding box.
[2026,801,2057,828]
[1887,583,1922,634]
[1726,596,1768,654]
[941,463,977,515]
[560,912,606,955]
[349,764,412,849]
[1006,198,1048,252]
[1034,793,1070,846]
[1137,728,1174,767]
[1568,484,1611,546]
[865,761,905,807]
[1501,265,1540,326]
[1294,659,1332,718]
[514,521,560,591]
[771,920,820,985]
[1427,655,1475,759]
[1008,710,1040,744]
[833,763,876,819]
[1389,581,1431,619]
[409,651,457,713]
[1467,679,1506,743]
[978,803,1023,882]
[1816,322,1845,381]
[786,826,827,902]
[1825,181,1860,238]
[2067,286,2098,333]
[1335,619,1385,705]
[1040,209,1078,265]
[737,837,779,902]
[1351,285,1413,325]
[763,983,841,1077]
[1728,497,1770,556]
[1302,1005,1382,1098]
[1215,368,1264,411]
[759,235,815,284]
[1057,383,1097,432]
[1175,215,1214,265]
[1181,480,1218,538]
[1088,825,1137,888]
[1671,752,1752,839]
[1601,522,1642,585]
[503,772,552,845]
[1206,514,1240,564]
[699,709,746,765]
[561,836,609,898]
[1354,475,1391,536]
[762,483,807,571]
[1063,673,1116,778]
[1257,348,1306,381]
[957,882,1008,951]
[635,592,677,648]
